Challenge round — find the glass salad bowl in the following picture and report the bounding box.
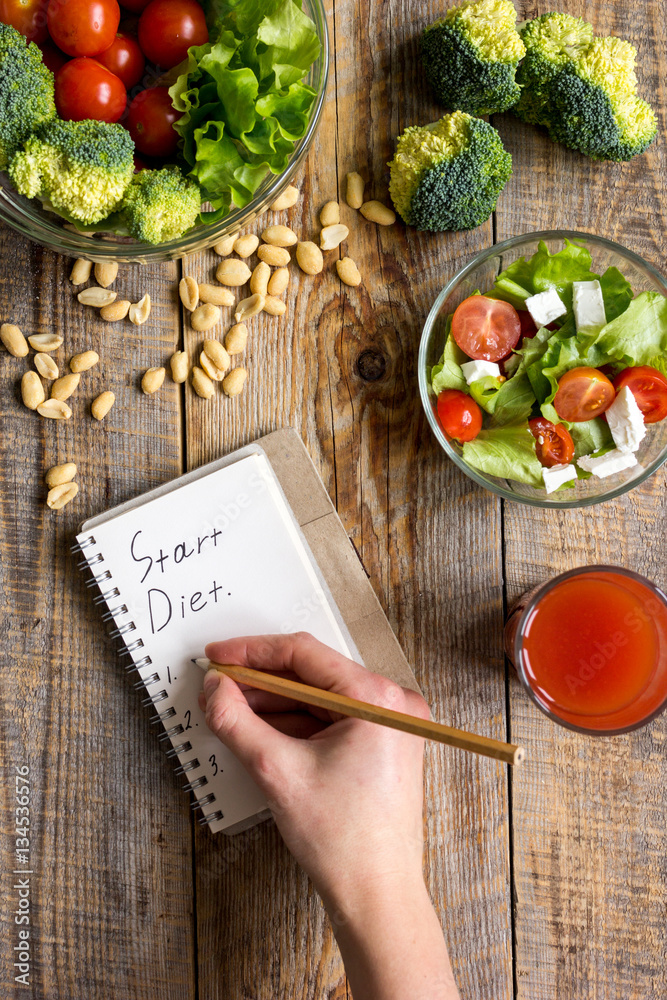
[418,230,667,508]
[0,0,328,265]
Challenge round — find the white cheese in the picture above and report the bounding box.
[542,463,577,494]
[572,279,606,330]
[525,288,567,327]
[460,360,501,385]
[577,448,639,478]
[605,385,646,453]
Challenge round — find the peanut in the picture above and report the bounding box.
[129,293,151,325]
[233,234,259,258]
[261,224,297,247]
[94,261,118,288]
[170,350,189,384]
[179,276,199,312]
[267,267,289,296]
[203,339,230,375]
[263,296,287,316]
[216,259,252,286]
[77,287,117,307]
[222,367,248,397]
[250,261,270,296]
[235,293,265,322]
[1,323,29,357]
[191,366,214,399]
[191,303,221,332]
[336,256,362,287]
[257,244,291,266]
[91,390,115,421]
[360,200,396,225]
[270,185,299,211]
[46,481,79,510]
[69,259,92,285]
[70,351,99,373]
[320,223,349,251]
[199,352,220,382]
[34,353,59,379]
[51,373,80,401]
[345,172,364,209]
[224,323,248,355]
[141,367,165,394]
[320,201,340,227]
[100,299,130,321]
[213,234,237,256]
[198,283,235,307]
[37,399,72,420]
[21,371,45,410]
[45,462,77,487]
[27,333,63,352]
[296,241,323,275]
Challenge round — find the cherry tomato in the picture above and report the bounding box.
[55,57,126,122]
[451,295,521,363]
[126,86,179,156]
[0,0,49,42]
[553,367,615,422]
[138,0,208,69]
[437,389,483,443]
[613,366,667,424]
[529,417,575,468]
[96,31,145,89]
[39,40,69,73]
[47,0,120,57]
[519,309,538,340]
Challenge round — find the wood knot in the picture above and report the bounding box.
[356,349,387,382]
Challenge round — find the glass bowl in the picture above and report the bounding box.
[0,0,328,264]
[418,230,667,508]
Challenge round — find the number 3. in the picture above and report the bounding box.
[209,754,218,776]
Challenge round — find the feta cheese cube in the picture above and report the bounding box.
[460,360,501,385]
[577,448,639,478]
[542,463,577,494]
[525,288,567,328]
[572,279,606,330]
[605,385,646,453]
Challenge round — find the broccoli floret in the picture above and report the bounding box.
[420,0,525,115]
[388,111,512,231]
[9,119,134,225]
[0,23,55,169]
[120,167,201,244]
[514,14,657,161]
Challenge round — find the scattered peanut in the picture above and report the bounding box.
[69,259,92,285]
[191,303,221,332]
[267,267,289,296]
[70,351,99,373]
[129,293,151,325]
[21,371,45,410]
[45,462,77,487]
[320,201,340,227]
[46,481,79,510]
[261,224,297,247]
[270,185,299,211]
[51,373,80,401]
[100,299,131,321]
[360,200,396,226]
[216,259,252,286]
[179,276,199,312]
[233,234,260,258]
[235,293,265,322]
[191,365,214,399]
[203,339,231,373]
[222,367,248,397]
[250,261,270,296]
[170,350,189,383]
[198,283,235,306]
[141,367,165,394]
[1,323,29,357]
[37,399,72,420]
[224,323,248,355]
[320,223,349,251]
[296,241,323,275]
[34,353,59,379]
[336,256,362,287]
[27,333,63,352]
[346,172,364,209]
[94,261,118,288]
[91,390,115,421]
[199,352,221,382]
[213,234,237,256]
[257,244,291,266]
[77,287,117,308]
[263,296,287,316]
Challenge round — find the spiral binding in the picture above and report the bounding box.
[73,534,222,828]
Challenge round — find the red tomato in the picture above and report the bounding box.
[529,417,575,468]
[0,0,49,42]
[451,295,521,363]
[437,389,483,443]
[553,367,615,422]
[613,366,667,424]
[519,309,538,340]
[39,39,69,73]
[47,0,120,57]
[55,57,126,122]
[126,86,179,155]
[138,0,208,69]
[96,31,145,88]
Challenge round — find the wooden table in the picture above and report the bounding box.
[1,1,666,997]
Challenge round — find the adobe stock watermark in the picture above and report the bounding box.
[11,765,33,987]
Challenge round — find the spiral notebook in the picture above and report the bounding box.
[74,429,418,835]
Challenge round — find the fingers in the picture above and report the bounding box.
[259,712,327,739]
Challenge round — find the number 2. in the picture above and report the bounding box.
[183,710,192,731]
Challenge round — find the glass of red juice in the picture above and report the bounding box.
[505,566,667,734]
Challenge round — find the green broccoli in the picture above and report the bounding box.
[420,0,525,116]
[514,13,657,161]
[388,112,512,231]
[120,167,202,244]
[9,119,134,225]
[0,23,56,169]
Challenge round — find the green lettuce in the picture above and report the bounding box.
[431,328,467,394]
[594,292,667,366]
[462,424,544,486]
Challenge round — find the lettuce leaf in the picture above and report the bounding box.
[431,328,467,394]
[594,291,667,366]
[461,424,544,486]
[492,240,597,309]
